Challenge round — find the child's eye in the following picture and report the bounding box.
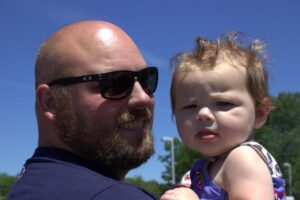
[216,101,234,108]
[182,104,197,110]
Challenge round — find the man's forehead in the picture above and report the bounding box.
[47,22,145,76]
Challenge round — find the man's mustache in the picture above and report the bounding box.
[118,108,153,124]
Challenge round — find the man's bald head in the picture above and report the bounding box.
[34,21,154,179]
[35,20,144,88]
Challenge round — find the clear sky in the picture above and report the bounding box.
[1,0,299,183]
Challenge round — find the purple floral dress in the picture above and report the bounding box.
[190,141,286,200]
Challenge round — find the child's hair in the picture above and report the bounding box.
[170,31,271,114]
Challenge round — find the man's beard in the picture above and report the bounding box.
[54,90,154,175]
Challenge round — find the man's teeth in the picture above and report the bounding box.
[122,121,144,129]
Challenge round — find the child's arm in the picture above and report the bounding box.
[222,146,274,200]
[160,187,199,200]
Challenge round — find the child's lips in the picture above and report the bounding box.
[196,129,218,142]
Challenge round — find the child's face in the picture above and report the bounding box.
[173,63,263,157]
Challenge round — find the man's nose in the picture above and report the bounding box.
[196,107,214,121]
[128,81,153,106]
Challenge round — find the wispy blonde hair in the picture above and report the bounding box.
[170,32,270,114]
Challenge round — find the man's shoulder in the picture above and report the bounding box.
[92,183,158,199]
[7,148,158,200]
[9,167,158,200]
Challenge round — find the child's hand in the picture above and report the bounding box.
[160,187,199,200]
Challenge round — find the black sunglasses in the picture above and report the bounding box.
[48,67,158,99]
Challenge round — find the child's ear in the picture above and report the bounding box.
[254,97,272,129]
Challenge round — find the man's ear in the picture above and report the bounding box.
[36,84,56,121]
[254,97,272,129]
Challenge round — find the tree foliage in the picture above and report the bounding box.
[0,173,17,199]
[160,92,300,199]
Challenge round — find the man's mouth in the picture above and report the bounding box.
[117,108,152,131]
[120,120,144,130]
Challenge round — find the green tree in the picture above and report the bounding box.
[0,173,17,199]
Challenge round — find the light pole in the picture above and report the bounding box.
[162,136,175,185]
[283,162,292,196]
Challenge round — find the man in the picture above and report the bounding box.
[8,20,159,199]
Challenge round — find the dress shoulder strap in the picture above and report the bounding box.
[240,141,282,178]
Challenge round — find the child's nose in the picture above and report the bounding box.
[196,107,214,121]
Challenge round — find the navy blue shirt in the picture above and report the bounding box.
[7,147,158,200]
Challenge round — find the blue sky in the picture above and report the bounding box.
[0,0,299,183]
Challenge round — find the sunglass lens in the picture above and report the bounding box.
[101,72,133,99]
[139,68,158,95]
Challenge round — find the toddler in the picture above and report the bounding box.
[161,32,286,200]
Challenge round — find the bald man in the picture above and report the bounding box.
[7,20,159,200]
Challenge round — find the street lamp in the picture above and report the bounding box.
[283,162,292,196]
[162,136,175,185]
